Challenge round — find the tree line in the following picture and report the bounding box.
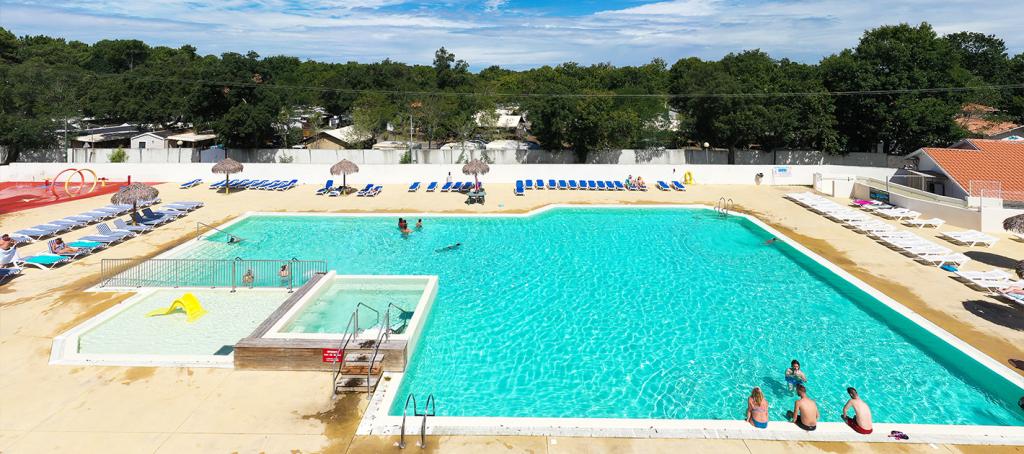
[2,22,1023,163]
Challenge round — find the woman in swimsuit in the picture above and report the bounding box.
[746,387,769,429]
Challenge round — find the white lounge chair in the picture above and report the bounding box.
[904,218,945,229]
[940,231,998,247]
[916,253,970,268]
[996,290,1024,308]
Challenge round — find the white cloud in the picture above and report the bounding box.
[1,0,1023,69]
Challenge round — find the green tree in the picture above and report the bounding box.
[822,23,966,154]
[351,92,398,143]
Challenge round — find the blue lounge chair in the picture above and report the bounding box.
[245,180,265,189]
[408,182,421,192]
[525,180,533,190]
[65,214,101,223]
[114,219,152,233]
[163,202,202,211]
[426,182,438,192]
[17,254,70,270]
[130,212,165,226]
[657,181,671,191]
[0,267,22,284]
[535,179,544,189]
[209,180,226,189]
[142,207,182,221]
[576,180,586,189]
[48,219,87,229]
[15,225,63,240]
[316,180,335,195]
[614,181,625,191]
[585,180,596,190]
[568,180,578,190]
[514,180,525,196]
[366,186,383,197]
[440,182,453,192]
[179,179,201,189]
[276,179,299,191]
[558,180,567,190]
[548,179,557,189]
[79,234,126,244]
[356,184,375,196]
[453,182,466,192]
[8,233,33,244]
[596,181,606,190]
[604,181,615,190]
[672,181,686,191]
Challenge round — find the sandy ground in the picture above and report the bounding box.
[1,182,1022,453]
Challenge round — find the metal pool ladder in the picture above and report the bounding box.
[397,393,435,449]
[715,197,734,217]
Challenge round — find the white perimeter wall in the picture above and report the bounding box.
[0,163,896,187]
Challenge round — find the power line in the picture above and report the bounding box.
[45,69,1024,99]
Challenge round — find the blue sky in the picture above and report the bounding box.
[2,1,1023,69]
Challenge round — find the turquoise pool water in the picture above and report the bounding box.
[173,208,1024,425]
[283,279,424,334]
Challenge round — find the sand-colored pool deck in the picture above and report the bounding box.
[1,181,1023,453]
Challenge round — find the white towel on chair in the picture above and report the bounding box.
[0,247,22,267]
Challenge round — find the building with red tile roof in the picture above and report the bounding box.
[904,139,1024,203]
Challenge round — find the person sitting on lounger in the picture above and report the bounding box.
[841,387,873,434]
[636,176,645,188]
[746,387,769,429]
[51,238,80,255]
[0,234,14,251]
[786,384,819,431]
[785,359,807,390]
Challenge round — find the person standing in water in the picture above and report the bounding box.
[415,219,423,230]
[785,360,808,390]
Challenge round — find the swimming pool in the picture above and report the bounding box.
[53,288,290,366]
[168,207,1024,427]
[283,277,424,335]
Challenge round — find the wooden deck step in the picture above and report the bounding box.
[343,352,384,364]
[338,364,382,376]
[334,374,381,392]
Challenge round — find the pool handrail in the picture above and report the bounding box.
[398,393,436,449]
[331,310,360,395]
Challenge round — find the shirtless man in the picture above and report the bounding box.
[788,384,819,431]
[842,387,873,434]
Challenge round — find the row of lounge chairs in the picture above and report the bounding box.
[657,181,687,191]
[312,180,383,197]
[788,192,1022,307]
[209,179,298,191]
[2,202,203,276]
[513,179,651,195]
[786,193,971,269]
[11,199,161,243]
[854,200,998,247]
[412,181,481,193]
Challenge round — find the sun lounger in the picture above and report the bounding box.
[524,180,533,190]
[142,207,182,221]
[514,180,525,196]
[425,182,438,192]
[996,290,1024,308]
[130,212,166,226]
[904,218,945,229]
[603,180,614,190]
[179,179,202,189]
[596,181,606,190]
[17,253,70,270]
[97,223,137,239]
[440,182,453,192]
[453,182,466,192]
[558,180,568,190]
[64,214,101,223]
[966,278,1021,291]
[536,179,544,189]
[548,179,557,189]
[0,267,22,284]
[613,181,625,190]
[163,201,203,211]
[672,181,686,191]
[277,179,299,191]
[954,269,1011,283]
[7,233,33,245]
[366,185,382,197]
[408,182,421,192]
[916,253,970,268]
[48,218,87,229]
[568,180,578,190]
[315,180,335,195]
[940,231,998,247]
[209,180,226,189]
[584,180,595,190]
[114,218,153,233]
[14,225,64,240]
[657,181,671,191]
[875,208,921,220]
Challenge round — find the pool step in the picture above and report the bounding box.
[343,352,384,364]
[338,364,382,376]
[334,374,381,393]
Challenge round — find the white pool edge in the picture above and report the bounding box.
[92,204,1024,443]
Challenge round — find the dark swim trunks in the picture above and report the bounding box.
[795,418,817,431]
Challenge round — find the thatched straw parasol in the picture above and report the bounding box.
[1004,214,1024,279]
[212,158,243,193]
[111,182,159,223]
[330,159,359,190]
[462,159,489,190]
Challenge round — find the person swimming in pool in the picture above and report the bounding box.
[785,359,807,390]
[415,219,423,230]
[765,237,778,245]
[435,242,462,252]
